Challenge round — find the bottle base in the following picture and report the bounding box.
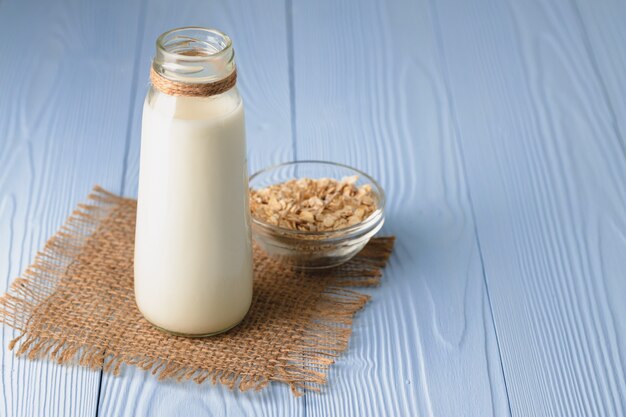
[146,318,244,338]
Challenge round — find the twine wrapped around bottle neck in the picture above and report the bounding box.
[149,66,237,97]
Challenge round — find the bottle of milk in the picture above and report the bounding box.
[134,27,253,336]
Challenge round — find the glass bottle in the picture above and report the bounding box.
[134,27,253,336]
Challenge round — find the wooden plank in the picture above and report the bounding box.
[431,0,626,415]
[0,0,143,416]
[572,0,626,147]
[99,0,302,416]
[291,0,511,415]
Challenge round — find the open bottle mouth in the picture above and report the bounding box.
[157,27,232,56]
[153,27,236,82]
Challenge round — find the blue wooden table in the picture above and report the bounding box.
[2,0,626,415]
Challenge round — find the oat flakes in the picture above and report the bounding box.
[249,176,377,232]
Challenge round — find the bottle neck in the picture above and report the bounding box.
[152,27,236,84]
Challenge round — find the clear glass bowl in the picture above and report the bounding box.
[249,161,385,269]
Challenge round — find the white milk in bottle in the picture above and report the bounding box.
[134,27,253,336]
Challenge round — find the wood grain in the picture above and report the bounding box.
[0,0,142,416]
[572,0,626,151]
[431,0,626,414]
[98,1,302,416]
[290,0,510,415]
[2,0,625,415]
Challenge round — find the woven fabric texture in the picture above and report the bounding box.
[0,187,394,396]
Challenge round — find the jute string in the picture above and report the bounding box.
[0,187,394,396]
[150,66,237,97]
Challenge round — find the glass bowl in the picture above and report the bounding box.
[249,161,385,269]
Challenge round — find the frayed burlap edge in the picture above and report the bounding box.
[0,186,395,396]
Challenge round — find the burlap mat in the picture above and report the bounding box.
[0,186,394,396]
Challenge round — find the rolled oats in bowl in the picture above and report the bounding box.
[249,161,385,269]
